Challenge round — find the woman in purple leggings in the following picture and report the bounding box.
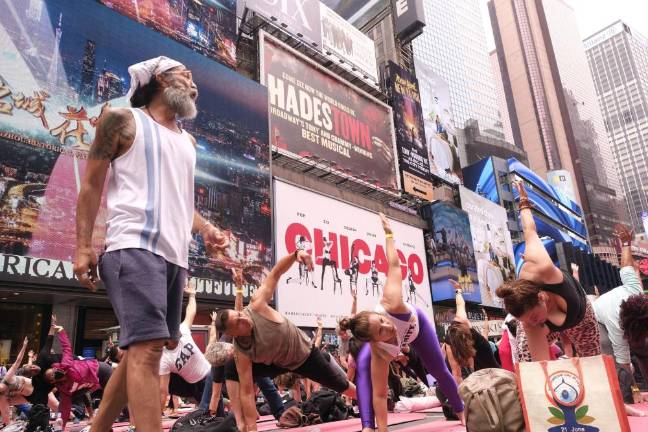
[339,213,464,431]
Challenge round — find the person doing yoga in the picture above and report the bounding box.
[496,181,600,361]
[339,213,464,431]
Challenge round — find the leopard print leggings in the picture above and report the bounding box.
[515,298,601,362]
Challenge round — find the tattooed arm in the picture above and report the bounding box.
[74,108,135,291]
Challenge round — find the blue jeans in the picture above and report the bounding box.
[199,367,214,411]
[256,376,285,419]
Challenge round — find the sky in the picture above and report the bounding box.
[479,0,648,51]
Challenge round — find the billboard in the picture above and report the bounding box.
[320,3,378,84]
[421,202,480,303]
[392,0,426,44]
[386,61,433,200]
[414,59,462,184]
[0,0,272,300]
[242,0,322,47]
[459,187,515,308]
[261,33,398,190]
[99,0,237,69]
[547,169,576,203]
[274,180,432,328]
[642,211,648,235]
[462,157,500,205]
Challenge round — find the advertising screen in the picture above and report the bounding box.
[421,202,480,303]
[459,187,515,308]
[100,0,236,68]
[242,0,322,47]
[414,59,462,184]
[386,61,433,200]
[320,3,378,83]
[274,180,432,328]
[0,0,272,299]
[462,157,500,205]
[261,33,398,190]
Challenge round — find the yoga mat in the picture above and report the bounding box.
[259,413,426,431]
[396,420,465,432]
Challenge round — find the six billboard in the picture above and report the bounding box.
[0,0,272,300]
[386,61,433,200]
[261,32,398,190]
[274,180,432,328]
[421,202,480,303]
[100,0,237,68]
[320,2,379,84]
[241,0,322,47]
[414,59,462,184]
[459,187,515,308]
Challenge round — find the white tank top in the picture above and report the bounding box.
[374,303,420,358]
[104,108,196,268]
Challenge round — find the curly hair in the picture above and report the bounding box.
[338,311,374,342]
[619,294,648,347]
[496,279,542,318]
[205,341,234,367]
[445,321,476,367]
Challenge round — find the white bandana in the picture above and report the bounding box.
[126,56,184,104]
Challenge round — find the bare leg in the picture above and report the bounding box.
[1,395,13,425]
[226,380,245,430]
[125,340,165,432]
[91,354,129,432]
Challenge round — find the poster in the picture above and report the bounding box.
[421,202,480,303]
[0,0,272,300]
[99,0,237,68]
[261,33,398,190]
[459,187,515,308]
[386,61,433,200]
[320,3,378,84]
[433,306,503,339]
[274,180,432,328]
[642,211,648,236]
[414,59,462,184]
[242,0,322,47]
[392,0,426,44]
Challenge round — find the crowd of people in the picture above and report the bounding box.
[2,57,648,432]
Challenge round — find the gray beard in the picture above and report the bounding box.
[163,86,197,120]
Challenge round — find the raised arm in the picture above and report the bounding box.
[181,281,197,328]
[5,337,29,379]
[209,311,218,345]
[379,213,407,313]
[450,279,469,326]
[250,251,313,308]
[514,181,562,284]
[481,308,489,340]
[232,268,245,312]
[57,329,73,366]
[314,317,323,349]
[74,108,132,291]
[616,225,635,269]
[351,289,358,316]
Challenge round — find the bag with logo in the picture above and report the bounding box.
[516,355,630,432]
[458,367,525,432]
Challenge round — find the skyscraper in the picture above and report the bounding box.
[489,0,627,246]
[584,22,648,234]
[411,0,504,139]
[490,50,515,145]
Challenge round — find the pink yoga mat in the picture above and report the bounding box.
[396,420,465,432]
[259,412,426,431]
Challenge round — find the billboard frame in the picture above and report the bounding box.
[258,30,401,194]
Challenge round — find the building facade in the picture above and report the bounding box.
[489,0,627,246]
[411,0,505,139]
[490,50,516,145]
[584,21,648,235]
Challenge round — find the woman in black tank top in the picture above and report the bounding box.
[495,181,600,362]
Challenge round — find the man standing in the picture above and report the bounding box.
[74,56,228,432]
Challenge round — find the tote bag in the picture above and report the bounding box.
[516,355,630,432]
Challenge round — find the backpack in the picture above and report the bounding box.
[170,410,237,432]
[277,406,322,428]
[301,389,349,422]
[458,368,525,432]
[26,404,50,432]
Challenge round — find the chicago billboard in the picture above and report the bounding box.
[421,202,480,303]
[459,187,515,308]
[261,33,398,190]
[414,59,462,184]
[386,61,433,200]
[274,180,432,328]
[100,0,237,68]
[0,0,272,300]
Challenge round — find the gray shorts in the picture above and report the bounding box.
[99,248,187,349]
